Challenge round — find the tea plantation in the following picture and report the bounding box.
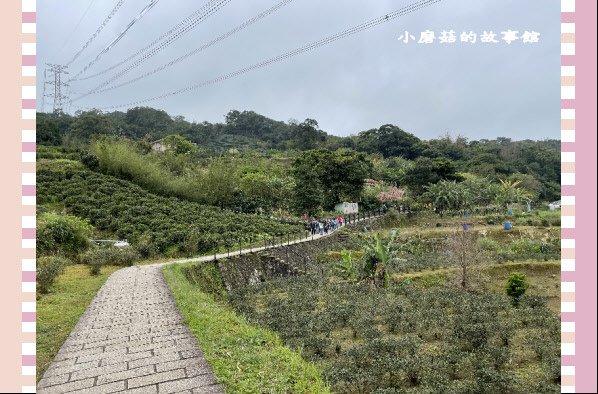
[37,159,302,256]
[179,217,562,394]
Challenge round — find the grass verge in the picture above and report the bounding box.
[37,264,120,382]
[162,263,330,394]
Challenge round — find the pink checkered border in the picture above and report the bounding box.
[21,0,36,392]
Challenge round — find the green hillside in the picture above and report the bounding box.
[37,158,302,256]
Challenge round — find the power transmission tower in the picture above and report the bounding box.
[41,68,47,112]
[44,63,70,114]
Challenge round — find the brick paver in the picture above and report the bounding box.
[38,266,224,393]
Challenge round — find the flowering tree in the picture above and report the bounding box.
[377,187,406,204]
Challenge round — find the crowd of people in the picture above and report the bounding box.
[309,216,344,236]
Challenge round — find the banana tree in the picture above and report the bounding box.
[496,179,532,210]
[362,233,398,288]
[334,250,358,282]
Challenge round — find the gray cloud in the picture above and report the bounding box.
[37,0,560,140]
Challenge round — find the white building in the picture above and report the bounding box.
[151,140,168,153]
[548,200,561,210]
[335,202,359,214]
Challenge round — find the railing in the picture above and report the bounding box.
[207,209,386,261]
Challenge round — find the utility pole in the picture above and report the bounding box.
[44,63,69,114]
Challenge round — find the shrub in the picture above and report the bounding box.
[133,233,158,258]
[509,239,542,255]
[82,246,141,269]
[379,208,401,228]
[505,272,529,306]
[80,152,100,171]
[478,238,500,252]
[37,213,93,257]
[37,256,70,293]
[89,259,102,276]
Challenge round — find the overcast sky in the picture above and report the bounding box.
[37,0,560,140]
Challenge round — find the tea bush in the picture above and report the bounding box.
[38,160,302,256]
[224,274,560,393]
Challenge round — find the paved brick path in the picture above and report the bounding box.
[39,215,380,393]
[38,266,224,394]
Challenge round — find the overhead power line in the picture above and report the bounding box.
[65,0,127,67]
[71,0,231,82]
[69,0,162,81]
[72,0,231,98]
[78,0,294,96]
[58,0,97,55]
[76,0,442,111]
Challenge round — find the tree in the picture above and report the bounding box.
[334,250,358,282]
[238,171,295,213]
[507,173,541,199]
[446,231,485,290]
[461,175,499,207]
[160,134,198,155]
[496,179,532,209]
[67,110,114,143]
[403,157,462,195]
[289,118,327,150]
[423,133,470,161]
[125,107,173,139]
[292,153,325,214]
[36,117,62,145]
[372,156,413,186]
[355,124,423,159]
[224,109,294,147]
[292,149,372,213]
[362,233,398,287]
[505,272,529,306]
[424,180,471,212]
